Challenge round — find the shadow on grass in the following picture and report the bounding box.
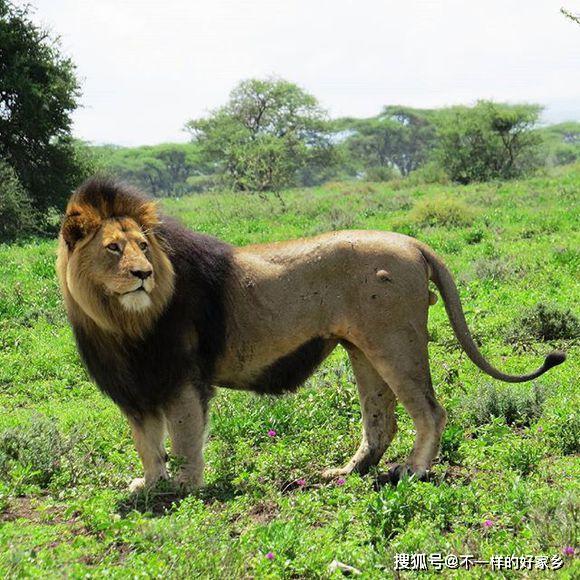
[115,477,242,517]
[372,463,474,490]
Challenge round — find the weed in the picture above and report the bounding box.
[543,409,580,455]
[505,302,580,344]
[502,439,543,476]
[471,256,525,282]
[439,424,464,464]
[462,383,546,427]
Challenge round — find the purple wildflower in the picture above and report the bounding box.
[483,519,494,528]
[563,546,575,557]
[266,551,275,560]
[336,477,346,486]
[267,429,277,438]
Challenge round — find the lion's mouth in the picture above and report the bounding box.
[120,284,148,295]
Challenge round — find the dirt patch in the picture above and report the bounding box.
[248,500,279,525]
[79,541,134,566]
[0,496,73,525]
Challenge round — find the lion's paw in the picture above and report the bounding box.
[128,477,147,493]
[321,467,351,481]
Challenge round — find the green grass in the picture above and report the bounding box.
[0,165,579,578]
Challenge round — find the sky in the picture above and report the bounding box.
[28,0,580,146]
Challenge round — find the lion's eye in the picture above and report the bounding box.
[106,242,121,253]
[139,241,148,251]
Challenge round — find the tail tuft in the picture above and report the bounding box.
[543,351,566,371]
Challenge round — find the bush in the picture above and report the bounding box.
[471,257,524,282]
[0,416,73,487]
[406,161,450,185]
[505,303,580,344]
[463,382,546,427]
[0,160,36,241]
[365,165,397,182]
[405,195,477,228]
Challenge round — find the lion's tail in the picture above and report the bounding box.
[417,242,566,383]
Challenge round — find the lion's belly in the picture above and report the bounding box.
[213,336,338,394]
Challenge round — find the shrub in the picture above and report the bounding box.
[365,165,397,182]
[471,257,524,282]
[405,195,476,228]
[0,161,36,241]
[463,382,546,427]
[543,409,580,455]
[406,161,450,185]
[530,493,578,551]
[502,439,543,476]
[0,416,74,487]
[505,303,580,344]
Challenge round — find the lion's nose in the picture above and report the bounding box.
[131,269,152,280]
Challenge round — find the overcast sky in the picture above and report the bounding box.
[29,0,580,146]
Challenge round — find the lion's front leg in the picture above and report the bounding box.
[126,413,169,492]
[164,383,210,489]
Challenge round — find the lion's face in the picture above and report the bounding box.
[87,218,156,312]
[57,182,175,335]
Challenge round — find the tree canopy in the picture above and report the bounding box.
[435,101,543,183]
[185,78,336,191]
[338,106,438,178]
[0,1,91,212]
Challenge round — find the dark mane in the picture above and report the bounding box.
[68,179,233,417]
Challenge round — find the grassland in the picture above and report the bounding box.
[0,165,578,578]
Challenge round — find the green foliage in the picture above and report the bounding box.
[543,408,580,455]
[339,106,438,178]
[186,77,335,191]
[463,383,546,427]
[364,165,397,182]
[439,425,464,464]
[502,439,543,476]
[404,195,477,228]
[0,416,72,488]
[405,161,450,185]
[436,101,543,183]
[538,122,580,167]
[0,1,91,211]
[0,160,35,241]
[506,302,580,344]
[94,142,211,196]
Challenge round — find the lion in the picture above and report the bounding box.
[57,178,566,491]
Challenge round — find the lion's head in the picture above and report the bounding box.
[57,178,175,337]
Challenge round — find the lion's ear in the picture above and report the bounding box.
[61,205,100,250]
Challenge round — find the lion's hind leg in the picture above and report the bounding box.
[322,344,397,479]
[361,324,446,482]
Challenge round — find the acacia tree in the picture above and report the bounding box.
[436,101,542,183]
[340,106,437,178]
[185,78,335,191]
[0,0,90,212]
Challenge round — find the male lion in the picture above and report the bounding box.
[57,178,565,491]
